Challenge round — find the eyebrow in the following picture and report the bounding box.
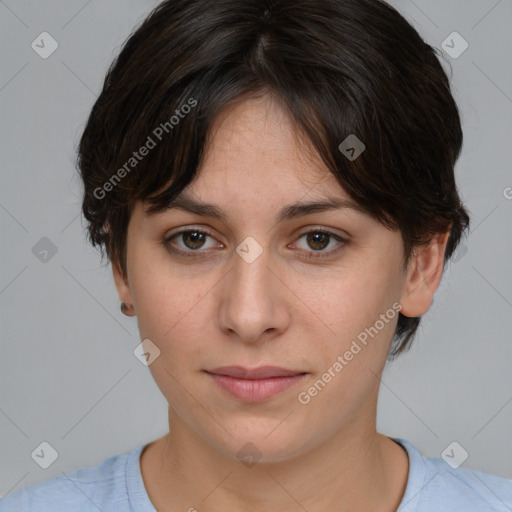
[147,193,365,224]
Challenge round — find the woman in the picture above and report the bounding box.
[2,0,511,510]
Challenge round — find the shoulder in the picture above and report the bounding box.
[0,444,148,512]
[394,437,512,512]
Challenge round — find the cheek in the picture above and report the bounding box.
[129,265,213,389]
[126,241,201,337]
[130,269,207,410]
[303,262,401,355]
[134,284,204,346]
[293,270,400,437]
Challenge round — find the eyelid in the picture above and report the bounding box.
[293,224,350,242]
[165,225,215,238]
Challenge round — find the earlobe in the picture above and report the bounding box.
[399,230,451,318]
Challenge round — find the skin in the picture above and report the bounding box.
[112,93,450,511]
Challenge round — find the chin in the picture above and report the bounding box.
[210,426,311,466]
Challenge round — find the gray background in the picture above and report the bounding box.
[1,0,511,497]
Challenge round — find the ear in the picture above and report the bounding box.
[399,230,451,317]
[112,257,135,310]
[105,219,135,313]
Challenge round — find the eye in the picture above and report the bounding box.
[163,228,221,257]
[162,227,348,260]
[290,229,348,259]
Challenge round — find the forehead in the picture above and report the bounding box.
[198,94,331,188]
[137,94,369,225]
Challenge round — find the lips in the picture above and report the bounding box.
[205,366,307,402]
[206,366,305,379]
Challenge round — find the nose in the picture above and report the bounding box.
[217,239,291,344]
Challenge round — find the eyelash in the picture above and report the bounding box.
[162,227,348,260]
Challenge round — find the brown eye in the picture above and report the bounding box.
[292,229,348,260]
[180,231,207,250]
[306,232,330,251]
[163,228,220,258]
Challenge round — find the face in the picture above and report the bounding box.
[113,94,445,463]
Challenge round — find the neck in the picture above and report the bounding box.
[140,400,409,511]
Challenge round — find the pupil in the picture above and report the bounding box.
[185,231,205,249]
[308,232,328,250]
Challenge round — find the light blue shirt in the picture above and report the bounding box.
[1,437,511,511]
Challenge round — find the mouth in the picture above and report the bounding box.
[204,366,308,402]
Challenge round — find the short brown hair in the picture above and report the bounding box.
[77,0,470,360]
